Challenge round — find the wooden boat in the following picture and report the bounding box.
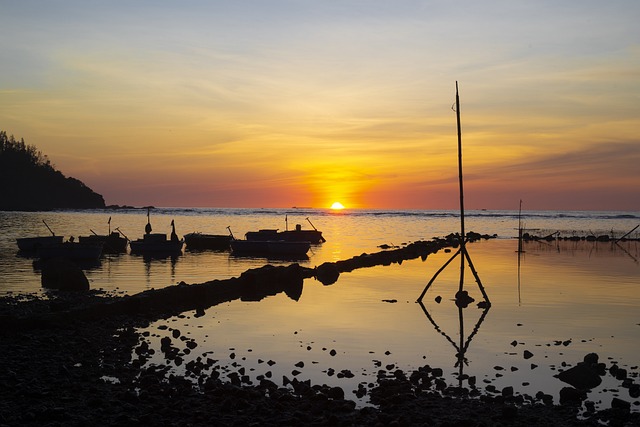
[129,233,184,255]
[130,215,184,255]
[229,239,269,254]
[267,240,311,255]
[16,220,63,252]
[37,241,104,261]
[78,217,128,253]
[79,232,128,253]
[17,235,63,252]
[245,217,325,244]
[230,239,310,256]
[245,225,324,244]
[184,232,232,250]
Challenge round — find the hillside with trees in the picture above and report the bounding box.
[0,131,105,211]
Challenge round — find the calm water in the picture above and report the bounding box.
[1,208,639,411]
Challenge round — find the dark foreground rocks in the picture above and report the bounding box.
[1,293,638,427]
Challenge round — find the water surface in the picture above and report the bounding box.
[0,208,638,412]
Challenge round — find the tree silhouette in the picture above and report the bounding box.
[0,131,105,211]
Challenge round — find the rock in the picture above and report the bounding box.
[502,386,514,397]
[629,384,640,398]
[559,387,586,405]
[583,353,599,365]
[327,386,344,400]
[41,257,90,291]
[611,397,631,412]
[315,263,340,285]
[454,290,474,308]
[556,361,602,390]
[524,350,534,360]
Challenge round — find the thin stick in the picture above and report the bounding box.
[455,81,466,294]
[42,220,55,236]
[463,247,490,304]
[615,224,639,244]
[417,248,461,302]
[115,227,129,241]
[306,217,318,231]
[455,81,465,252]
[517,199,524,253]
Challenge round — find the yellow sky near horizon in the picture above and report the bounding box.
[1,1,639,211]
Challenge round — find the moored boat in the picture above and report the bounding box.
[129,233,184,254]
[267,240,311,255]
[130,217,184,255]
[79,232,128,253]
[246,228,324,244]
[230,239,310,256]
[17,235,64,252]
[16,220,63,252]
[244,217,325,244]
[78,217,128,253]
[184,232,232,250]
[229,239,270,254]
[37,241,104,261]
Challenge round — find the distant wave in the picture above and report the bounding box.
[54,207,639,222]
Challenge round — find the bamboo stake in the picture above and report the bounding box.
[615,224,639,244]
[417,82,489,306]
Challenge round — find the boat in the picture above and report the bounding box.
[36,240,104,261]
[267,240,311,255]
[229,239,270,254]
[79,232,128,253]
[230,239,310,257]
[245,218,325,244]
[184,232,232,250]
[129,233,184,254]
[17,235,63,252]
[129,217,184,255]
[16,220,63,252]
[78,217,128,253]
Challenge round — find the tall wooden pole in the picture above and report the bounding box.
[418,82,490,306]
[456,81,466,293]
[456,81,465,243]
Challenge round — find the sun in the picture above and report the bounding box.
[330,202,345,210]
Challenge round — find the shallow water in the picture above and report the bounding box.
[0,208,638,411]
[133,238,639,412]
[1,207,638,295]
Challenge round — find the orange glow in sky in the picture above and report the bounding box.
[1,2,639,211]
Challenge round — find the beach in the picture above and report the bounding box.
[0,208,639,425]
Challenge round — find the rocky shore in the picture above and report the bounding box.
[1,235,638,426]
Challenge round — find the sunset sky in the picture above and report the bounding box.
[1,1,639,211]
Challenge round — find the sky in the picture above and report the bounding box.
[1,1,639,211]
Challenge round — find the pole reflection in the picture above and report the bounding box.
[418,297,490,388]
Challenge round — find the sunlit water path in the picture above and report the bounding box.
[0,208,638,412]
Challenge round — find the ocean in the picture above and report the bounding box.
[1,208,639,412]
[1,207,637,295]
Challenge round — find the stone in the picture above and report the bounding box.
[315,263,340,285]
[611,397,631,412]
[454,290,474,308]
[559,387,586,405]
[41,257,90,291]
[556,363,602,390]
